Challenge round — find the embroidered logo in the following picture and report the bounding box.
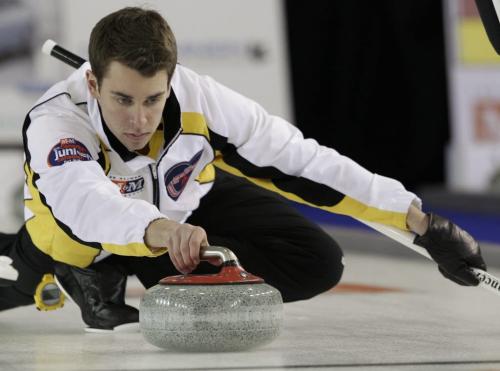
[47,138,93,167]
[164,150,203,201]
[110,176,145,196]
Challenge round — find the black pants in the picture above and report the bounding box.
[0,227,54,310]
[0,169,344,309]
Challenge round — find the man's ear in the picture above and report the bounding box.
[86,70,99,98]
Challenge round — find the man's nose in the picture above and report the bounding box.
[130,105,148,128]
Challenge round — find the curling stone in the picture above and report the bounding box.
[139,246,283,352]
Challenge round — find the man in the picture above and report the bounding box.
[0,7,486,332]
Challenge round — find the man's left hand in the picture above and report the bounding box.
[413,213,487,286]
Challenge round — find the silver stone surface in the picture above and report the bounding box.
[139,283,283,352]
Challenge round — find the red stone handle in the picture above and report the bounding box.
[159,246,265,285]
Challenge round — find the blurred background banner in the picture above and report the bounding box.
[0,0,37,232]
[445,0,500,192]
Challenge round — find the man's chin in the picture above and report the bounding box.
[120,138,147,152]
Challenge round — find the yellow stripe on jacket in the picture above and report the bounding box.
[213,157,409,230]
[24,162,166,268]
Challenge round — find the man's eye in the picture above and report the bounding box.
[146,97,159,105]
[117,97,132,105]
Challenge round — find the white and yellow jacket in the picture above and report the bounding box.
[23,63,420,267]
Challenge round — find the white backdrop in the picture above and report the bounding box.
[38,0,292,121]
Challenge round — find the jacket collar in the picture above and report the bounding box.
[91,88,182,163]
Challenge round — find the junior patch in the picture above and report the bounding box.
[47,138,93,167]
[164,150,203,201]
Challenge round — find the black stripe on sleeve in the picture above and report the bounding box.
[209,130,345,207]
[22,92,72,166]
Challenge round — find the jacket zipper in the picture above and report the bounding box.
[150,127,181,208]
[149,164,159,208]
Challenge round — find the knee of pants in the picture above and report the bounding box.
[285,237,344,302]
[318,246,344,293]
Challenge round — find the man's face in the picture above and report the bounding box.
[86,61,170,151]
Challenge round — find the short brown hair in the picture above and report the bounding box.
[88,7,177,86]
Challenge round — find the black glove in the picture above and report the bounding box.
[413,213,487,286]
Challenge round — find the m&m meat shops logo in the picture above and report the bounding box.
[47,138,93,167]
[110,176,145,196]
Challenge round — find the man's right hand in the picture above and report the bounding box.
[145,218,208,274]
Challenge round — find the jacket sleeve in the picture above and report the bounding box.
[193,72,421,230]
[24,101,167,258]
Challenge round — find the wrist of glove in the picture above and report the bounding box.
[413,213,487,286]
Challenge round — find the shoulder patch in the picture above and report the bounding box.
[164,150,203,201]
[47,138,93,167]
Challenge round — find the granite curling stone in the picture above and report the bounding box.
[140,246,283,352]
